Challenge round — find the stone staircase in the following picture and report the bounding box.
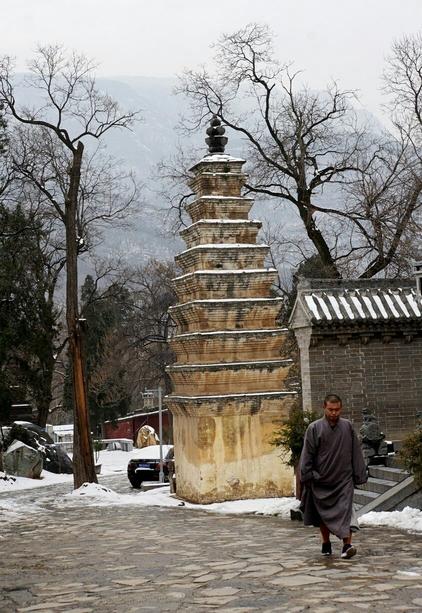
[354,464,420,516]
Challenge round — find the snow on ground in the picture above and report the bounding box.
[66,481,300,518]
[360,506,422,533]
[0,470,73,491]
[1,449,422,534]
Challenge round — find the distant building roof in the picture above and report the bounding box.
[290,278,422,328]
[51,424,73,432]
[103,408,169,424]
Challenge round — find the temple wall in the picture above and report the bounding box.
[306,335,422,440]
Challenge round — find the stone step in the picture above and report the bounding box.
[368,465,408,483]
[356,475,418,516]
[354,489,379,506]
[358,477,397,494]
[354,465,415,514]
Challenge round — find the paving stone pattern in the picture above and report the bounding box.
[0,480,422,612]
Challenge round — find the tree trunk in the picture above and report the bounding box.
[36,391,52,429]
[65,142,97,488]
[297,192,341,278]
[35,355,54,429]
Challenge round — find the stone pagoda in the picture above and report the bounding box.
[166,117,296,503]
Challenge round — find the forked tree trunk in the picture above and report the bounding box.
[65,142,97,488]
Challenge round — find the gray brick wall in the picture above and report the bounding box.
[307,335,422,441]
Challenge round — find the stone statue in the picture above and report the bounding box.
[136,425,159,449]
[359,408,388,464]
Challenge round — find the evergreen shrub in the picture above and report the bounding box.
[272,403,320,467]
[399,428,422,486]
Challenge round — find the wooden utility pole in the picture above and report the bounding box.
[66,142,97,488]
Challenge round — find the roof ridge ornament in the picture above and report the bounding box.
[205,115,228,155]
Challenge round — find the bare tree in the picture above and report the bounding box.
[381,32,422,264]
[177,24,421,278]
[0,46,140,487]
[384,32,422,148]
[126,260,177,397]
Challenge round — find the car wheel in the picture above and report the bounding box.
[128,476,142,489]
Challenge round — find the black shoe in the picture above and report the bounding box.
[321,542,332,556]
[341,543,357,559]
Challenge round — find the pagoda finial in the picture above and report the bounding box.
[205,115,228,155]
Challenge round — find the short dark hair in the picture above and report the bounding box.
[323,393,342,406]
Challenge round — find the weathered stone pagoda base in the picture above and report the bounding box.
[168,392,295,503]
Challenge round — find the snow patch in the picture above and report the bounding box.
[6,440,29,453]
[372,295,389,318]
[169,358,292,370]
[350,294,367,318]
[62,483,300,518]
[173,328,286,339]
[384,292,401,318]
[339,295,355,319]
[314,295,332,320]
[174,268,276,280]
[69,482,121,499]
[407,293,422,317]
[327,295,343,319]
[360,506,422,533]
[177,243,268,254]
[304,295,321,320]
[182,219,261,227]
[395,294,410,317]
[361,295,378,319]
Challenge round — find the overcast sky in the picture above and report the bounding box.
[2,0,422,116]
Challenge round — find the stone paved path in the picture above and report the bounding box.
[0,477,421,612]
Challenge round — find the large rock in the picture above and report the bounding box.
[4,440,43,478]
[4,423,73,474]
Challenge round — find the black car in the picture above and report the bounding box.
[127,444,174,488]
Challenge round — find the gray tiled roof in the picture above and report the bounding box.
[294,280,422,325]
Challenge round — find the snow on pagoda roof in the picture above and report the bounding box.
[181,219,261,228]
[173,268,277,281]
[172,328,288,338]
[168,358,293,370]
[167,391,297,400]
[176,243,269,255]
[190,154,245,169]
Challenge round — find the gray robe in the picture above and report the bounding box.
[299,416,367,539]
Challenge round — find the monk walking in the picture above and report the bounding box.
[299,394,367,558]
